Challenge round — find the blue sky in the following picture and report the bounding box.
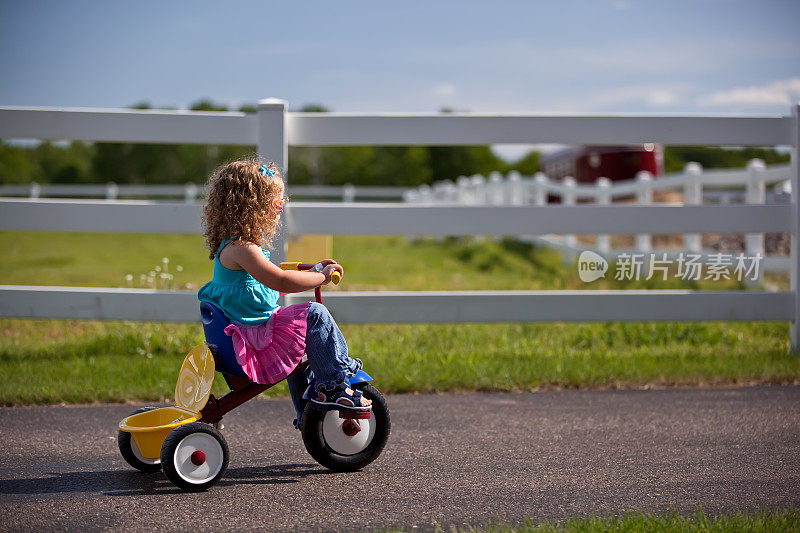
[1,0,799,157]
[2,0,798,113]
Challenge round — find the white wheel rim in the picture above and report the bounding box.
[321,411,376,455]
[131,437,160,465]
[173,433,224,485]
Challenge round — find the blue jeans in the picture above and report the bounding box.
[286,302,362,425]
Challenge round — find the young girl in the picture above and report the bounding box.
[197,159,371,426]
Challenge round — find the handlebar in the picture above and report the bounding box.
[278,261,341,285]
[278,261,342,304]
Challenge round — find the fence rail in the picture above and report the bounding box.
[0,183,411,202]
[1,285,791,323]
[0,102,798,349]
[1,106,794,146]
[0,106,257,144]
[285,113,794,146]
[0,199,789,235]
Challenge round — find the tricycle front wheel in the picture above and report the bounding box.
[301,384,390,472]
[160,422,229,492]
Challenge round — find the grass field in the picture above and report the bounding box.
[0,231,797,405]
[2,231,788,291]
[436,508,800,532]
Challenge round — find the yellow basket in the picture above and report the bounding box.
[119,407,200,459]
[118,345,215,460]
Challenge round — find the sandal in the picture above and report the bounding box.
[310,385,372,413]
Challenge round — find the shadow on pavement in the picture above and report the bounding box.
[0,463,327,496]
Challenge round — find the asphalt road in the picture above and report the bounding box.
[1,386,798,532]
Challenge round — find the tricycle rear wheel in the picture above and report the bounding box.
[301,383,390,472]
[117,406,161,473]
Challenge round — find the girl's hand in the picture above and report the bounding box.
[317,259,343,278]
[321,263,343,285]
[318,259,339,269]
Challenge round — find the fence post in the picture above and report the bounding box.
[418,184,432,204]
[745,159,766,288]
[402,190,420,203]
[635,171,653,252]
[471,174,486,204]
[507,171,523,205]
[488,171,504,205]
[343,183,356,203]
[562,176,577,264]
[184,182,198,203]
[595,177,611,254]
[448,180,459,203]
[257,98,288,266]
[431,180,448,203]
[436,179,456,203]
[105,182,119,200]
[533,173,548,205]
[790,104,800,352]
[456,176,470,204]
[29,182,40,199]
[683,162,703,253]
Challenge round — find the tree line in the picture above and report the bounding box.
[0,100,789,186]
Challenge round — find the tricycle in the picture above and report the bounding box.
[117,262,390,491]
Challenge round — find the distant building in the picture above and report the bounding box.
[539,144,664,183]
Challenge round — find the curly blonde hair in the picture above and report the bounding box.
[201,158,285,260]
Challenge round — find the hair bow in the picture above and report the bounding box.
[260,164,276,178]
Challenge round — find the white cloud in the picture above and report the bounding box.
[700,78,800,107]
[587,84,685,109]
[646,89,678,106]
[433,83,456,98]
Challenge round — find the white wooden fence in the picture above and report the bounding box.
[403,161,792,274]
[0,182,410,202]
[0,101,798,349]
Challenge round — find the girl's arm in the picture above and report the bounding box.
[221,241,341,293]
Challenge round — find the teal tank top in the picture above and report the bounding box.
[197,239,280,325]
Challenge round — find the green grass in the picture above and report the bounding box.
[2,318,794,405]
[0,231,209,290]
[330,235,786,292]
[2,231,787,291]
[425,508,800,532]
[0,231,797,405]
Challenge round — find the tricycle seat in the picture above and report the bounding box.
[200,302,248,379]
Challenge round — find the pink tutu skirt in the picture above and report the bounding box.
[223,302,310,385]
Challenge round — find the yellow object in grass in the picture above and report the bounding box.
[287,235,332,262]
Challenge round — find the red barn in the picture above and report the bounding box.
[539,144,663,183]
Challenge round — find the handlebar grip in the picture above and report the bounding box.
[279,262,301,271]
[331,270,341,285]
